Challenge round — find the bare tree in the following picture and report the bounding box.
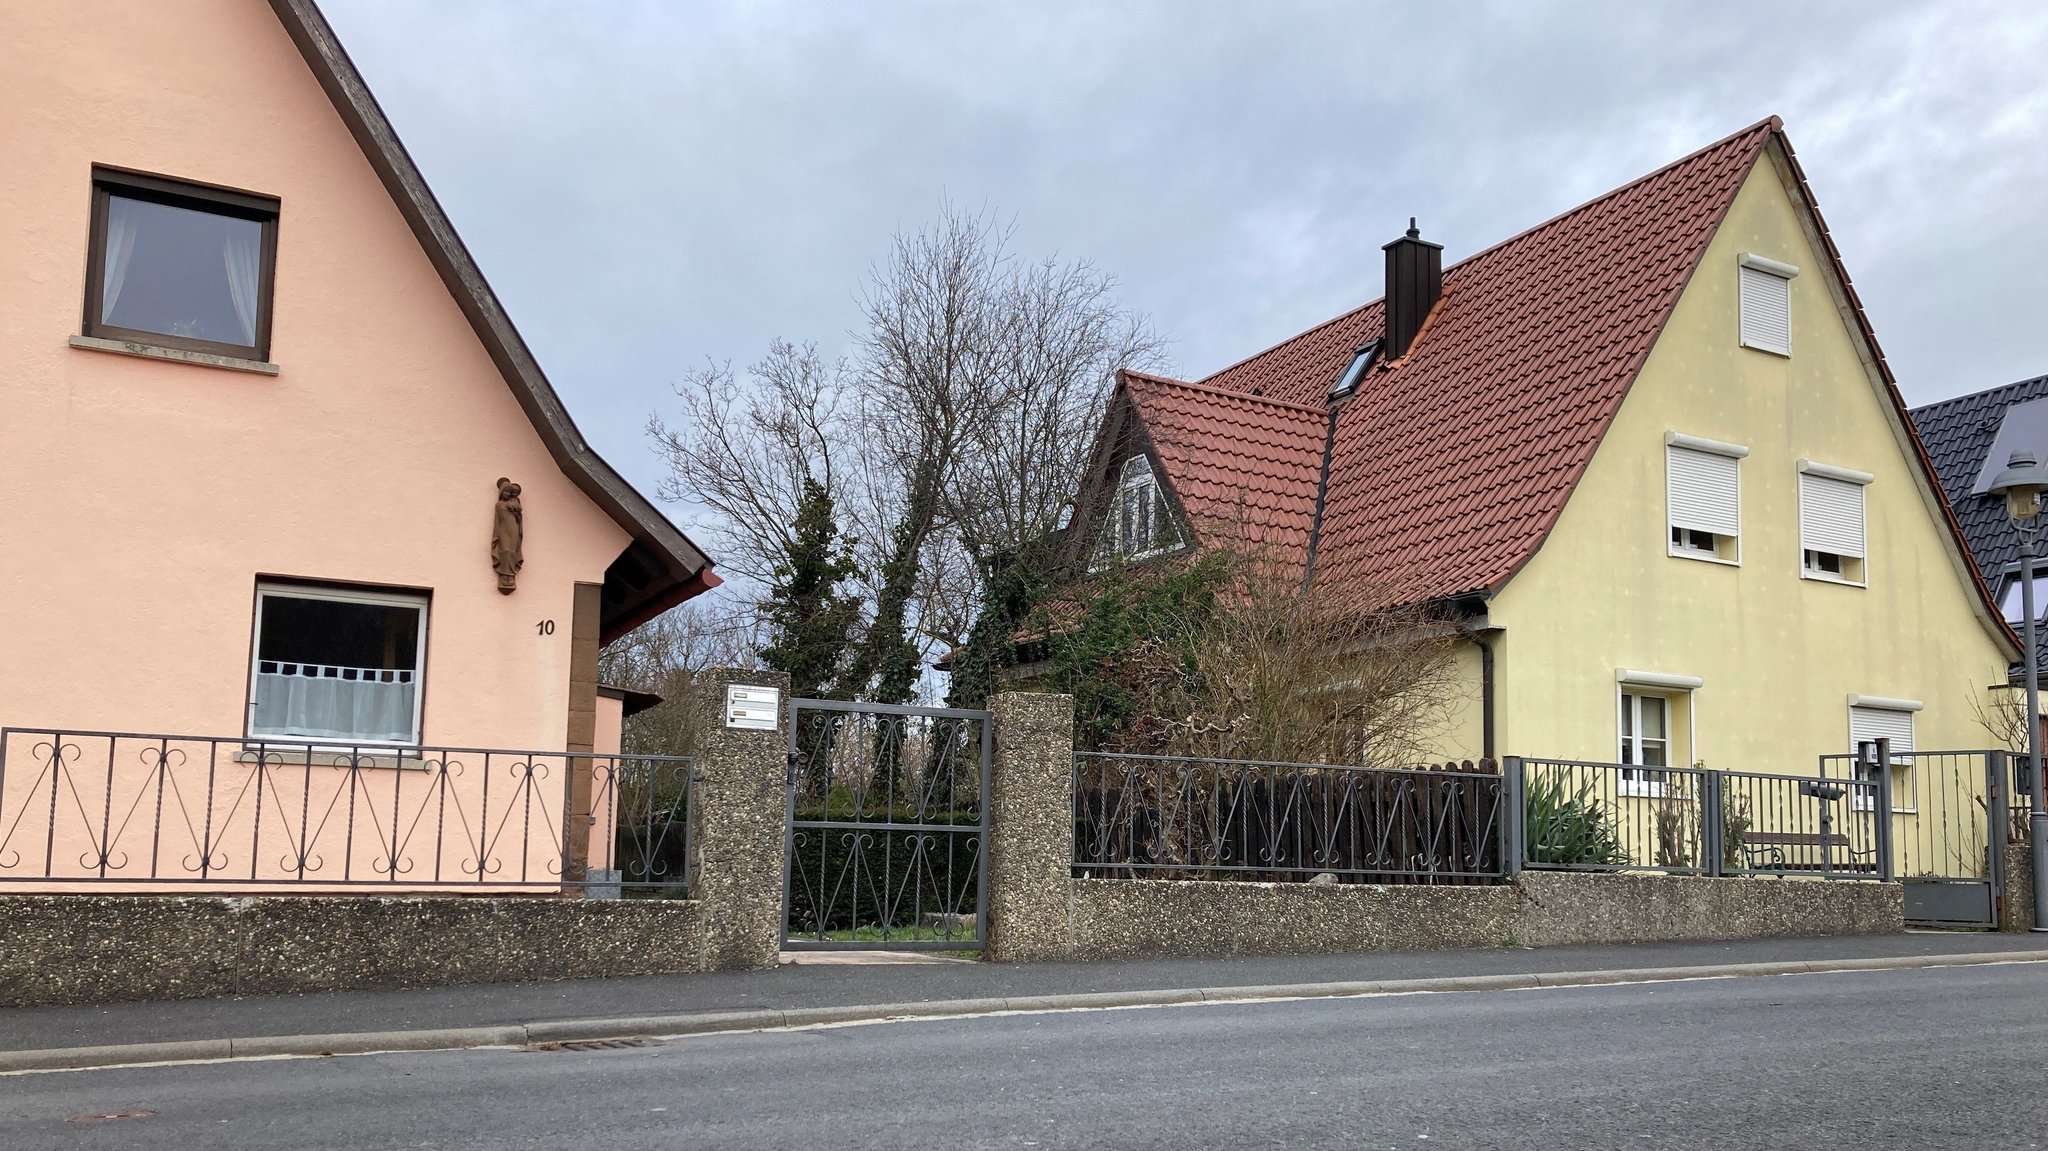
[647,340,849,584]
[599,600,762,758]
[844,205,1164,700]
[645,203,1162,705]
[948,254,1163,565]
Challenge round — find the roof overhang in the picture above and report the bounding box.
[269,0,718,644]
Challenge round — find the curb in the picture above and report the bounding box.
[6,948,2045,1074]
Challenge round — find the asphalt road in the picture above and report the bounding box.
[6,963,2044,1150]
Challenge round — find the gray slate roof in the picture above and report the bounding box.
[1910,372,2048,673]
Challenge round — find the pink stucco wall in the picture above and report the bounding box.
[0,0,633,753]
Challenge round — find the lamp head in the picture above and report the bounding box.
[1989,450,2048,522]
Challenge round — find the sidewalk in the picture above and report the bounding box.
[4,932,2042,1056]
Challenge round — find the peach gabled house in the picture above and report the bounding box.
[0,1,716,889]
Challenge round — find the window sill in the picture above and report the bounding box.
[234,747,427,770]
[1668,546,1740,567]
[1800,569,1867,588]
[1617,785,1672,799]
[1739,339,1791,359]
[71,334,278,376]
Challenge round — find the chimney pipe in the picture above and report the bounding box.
[1382,217,1443,360]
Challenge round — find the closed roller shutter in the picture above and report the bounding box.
[1850,706,1914,755]
[1800,472,1866,558]
[1668,446,1740,538]
[1740,265,1791,354]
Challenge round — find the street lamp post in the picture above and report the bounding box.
[1987,449,2048,932]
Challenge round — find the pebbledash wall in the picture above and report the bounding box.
[0,680,1919,1007]
[985,693,1903,964]
[0,670,789,1008]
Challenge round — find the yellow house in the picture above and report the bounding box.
[1066,119,2017,920]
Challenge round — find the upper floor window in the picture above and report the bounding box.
[1093,455,1178,567]
[1738,253,1797,357]
[1665,432,1746,564]
[250,582,427,746]
[84,167,279,361]
[2000,565,2047,624]
[1798,460,1871,586]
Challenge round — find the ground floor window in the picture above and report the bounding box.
[249,582,427,745]
[1849,704,1916,812]
[1619,691,1671,794]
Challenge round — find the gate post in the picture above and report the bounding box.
[985,692,1075,963]
[687,667,792,971]
[1873,739,1895,883]
[1702,770,1725,878]
[1501,757,1524,876]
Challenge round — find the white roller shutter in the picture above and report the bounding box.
[1800,472,1866,558]
[1740,265,1791,355]
[1850,707,1914,755]
[1667,446,1740,538]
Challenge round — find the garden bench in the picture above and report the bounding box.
[1737,831,1878,874]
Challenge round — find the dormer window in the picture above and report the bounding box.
[1093,455,1178,567]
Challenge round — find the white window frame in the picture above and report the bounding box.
[1738,252,1797,357]
[248,582,429,748]
[1798,460,1872,587]
[1613,671,1700,798]
[1092,454,1179,569]
[1848,697,1920,814]
[1665,432,1746,565]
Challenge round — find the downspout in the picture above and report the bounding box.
[1462,623,1496,762]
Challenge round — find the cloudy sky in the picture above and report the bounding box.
[321,0,2048,519]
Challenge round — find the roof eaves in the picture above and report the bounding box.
[1765,131,2018,657]
[268,0,716,636]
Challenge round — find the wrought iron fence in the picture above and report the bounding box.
[0,728,693,893]
[1817,747,2003,879]
[1514,758,1711,874]
[1074,753,1506,883]
[783,701,989,948]
[1514,757,1886,879]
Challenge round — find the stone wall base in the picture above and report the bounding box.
[0,895,707,1008]
[2002,843,2035,932]
[998,872,1904,963]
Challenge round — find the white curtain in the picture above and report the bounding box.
[222,225,262,345]
[101,198,141,321]
[253,670,415,743]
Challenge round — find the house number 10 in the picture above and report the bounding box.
[536,620,555,636]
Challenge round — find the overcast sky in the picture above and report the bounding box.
[321,0,2048,521]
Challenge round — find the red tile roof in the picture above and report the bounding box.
[1127,118,1780,606]
[1123,370,1328,562]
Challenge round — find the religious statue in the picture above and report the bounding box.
[491,477,523,594]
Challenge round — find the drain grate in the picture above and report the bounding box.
[527,1037,667,1053]
[69,1111,155,1124]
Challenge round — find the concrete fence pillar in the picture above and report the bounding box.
[986,691,1076,962]
[686,667,791,970]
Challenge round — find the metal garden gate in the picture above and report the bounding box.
[1821,745,2006,929]
[781,699,991,950]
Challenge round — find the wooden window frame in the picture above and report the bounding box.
[82,165,281,362]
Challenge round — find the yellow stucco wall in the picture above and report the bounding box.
[1485,144,2012,776]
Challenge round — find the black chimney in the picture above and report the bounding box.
[1382,218,1443,360]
